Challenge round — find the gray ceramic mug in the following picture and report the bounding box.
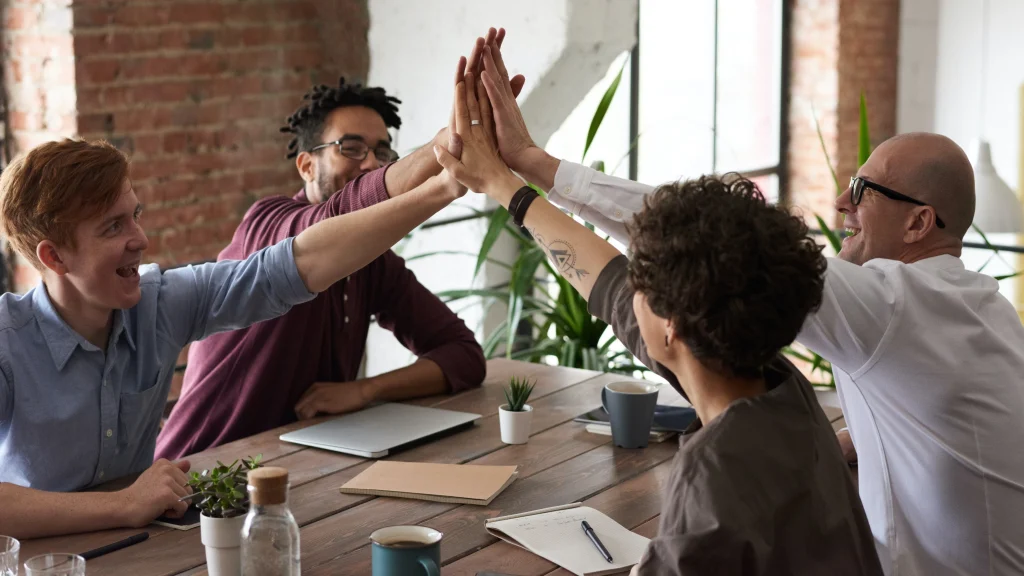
[370,525,441,576]
[601,381,659,448]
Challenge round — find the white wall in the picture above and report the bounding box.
[362,0,637,377]
[898,0,1022,298]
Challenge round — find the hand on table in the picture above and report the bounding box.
[295,380,374,420]
[117,459,192,527]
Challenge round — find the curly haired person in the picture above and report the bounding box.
[431,57,883,574]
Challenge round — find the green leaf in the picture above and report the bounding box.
[815,214,842,253]
[995,271,1024,281]
[812,103,842,197]
[583,54,628,163]
[858,92,872,168]
[475,208,511,280]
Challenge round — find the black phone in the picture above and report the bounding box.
[574,404,697,432]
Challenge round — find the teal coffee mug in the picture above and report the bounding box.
[370,525,442,576]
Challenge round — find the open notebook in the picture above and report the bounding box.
[339,461,518,505]
[485,503,650,576]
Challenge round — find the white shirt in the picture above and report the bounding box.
[548,160,1024,575]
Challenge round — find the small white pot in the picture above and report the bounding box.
[499,404,533,444]
[201,512,245,576]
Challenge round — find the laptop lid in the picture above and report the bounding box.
[279,403,481,458]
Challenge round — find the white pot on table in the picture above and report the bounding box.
[499,404,533,444]
[200,513,245,576]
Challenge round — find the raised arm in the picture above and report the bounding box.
[434,71,620,301]
[477,33,653,245]
[385,28,526,198]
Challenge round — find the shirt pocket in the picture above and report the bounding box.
[117,375,167,449]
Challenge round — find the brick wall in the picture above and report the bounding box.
[787,0,900,229]
[1,0,369,289]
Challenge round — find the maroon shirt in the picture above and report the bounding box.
[156,167,485,459]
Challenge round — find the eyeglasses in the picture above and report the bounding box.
[310,137,399,165]
[849,176,946,229]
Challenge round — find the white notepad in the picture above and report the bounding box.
[485,503,650,576]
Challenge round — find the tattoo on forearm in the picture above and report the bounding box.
[527,227,590,281]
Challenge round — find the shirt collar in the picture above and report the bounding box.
[31,286,136,371]
[910,254,965,272]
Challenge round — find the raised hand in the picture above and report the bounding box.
[434,69,521,200]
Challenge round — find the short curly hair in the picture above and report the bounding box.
[627,174,826,379]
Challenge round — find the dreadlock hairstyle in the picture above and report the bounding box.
[280,77,402,159]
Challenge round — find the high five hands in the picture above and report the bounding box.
[435,28,536,202]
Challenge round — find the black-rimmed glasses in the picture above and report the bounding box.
[850,177,945,229]
[310,137,399,164]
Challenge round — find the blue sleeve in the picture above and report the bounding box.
[158,238,316,347]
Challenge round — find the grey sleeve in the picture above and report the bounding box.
[587,255,680,389]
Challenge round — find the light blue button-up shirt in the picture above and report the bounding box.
[0,239,314,492]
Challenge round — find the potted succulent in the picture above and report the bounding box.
[499,376,535,444]
[188,454,262,576]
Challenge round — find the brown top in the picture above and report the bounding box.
[248,466,289,505]
[589,255,882,576]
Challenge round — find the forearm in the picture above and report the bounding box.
[384,137,444,197]
[364,359,448,402]
[0,483,125,539]
[294,176,451,293]
[490,174,622,300]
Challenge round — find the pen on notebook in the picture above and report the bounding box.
[80,531,149,560]
[581,520,613,563]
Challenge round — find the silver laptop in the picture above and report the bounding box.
[279,403,481,458]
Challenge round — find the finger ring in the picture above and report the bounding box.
[471,119,481,126]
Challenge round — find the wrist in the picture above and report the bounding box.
[510,147,559,190]
[488,173,526,207]
[359,378,380,403]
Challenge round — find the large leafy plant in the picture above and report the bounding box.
[187,454,263,518]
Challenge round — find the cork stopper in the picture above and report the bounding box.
[248,467,289,505]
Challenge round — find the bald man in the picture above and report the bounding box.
[470,35,1024,574]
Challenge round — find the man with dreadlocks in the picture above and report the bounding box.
[157,55,521,458]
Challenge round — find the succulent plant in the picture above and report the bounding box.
[503,376,535,412]
[187,454,263,518]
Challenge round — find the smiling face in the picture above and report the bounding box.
[298,106,393,204]
[834,176,913,265]
[833,133,977,265]
[50,179,149,310]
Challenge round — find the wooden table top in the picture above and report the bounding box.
[21,359,845,575]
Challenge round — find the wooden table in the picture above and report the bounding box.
[22,359,845,575]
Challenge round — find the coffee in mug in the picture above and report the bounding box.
[370,525,442,576]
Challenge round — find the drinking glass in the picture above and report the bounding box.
[24,553,86,576]
[0,536,19,576]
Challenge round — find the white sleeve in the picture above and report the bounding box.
[797,258,899,375]
[546,160,656,246]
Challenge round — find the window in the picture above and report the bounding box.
[549,0,789,202]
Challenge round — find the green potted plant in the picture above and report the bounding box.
[188,454,262,576]
[499,376,536,444]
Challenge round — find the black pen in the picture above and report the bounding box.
[80,531,149,560]
[581,520,613,563]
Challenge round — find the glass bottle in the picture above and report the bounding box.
[241,467,300,575]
